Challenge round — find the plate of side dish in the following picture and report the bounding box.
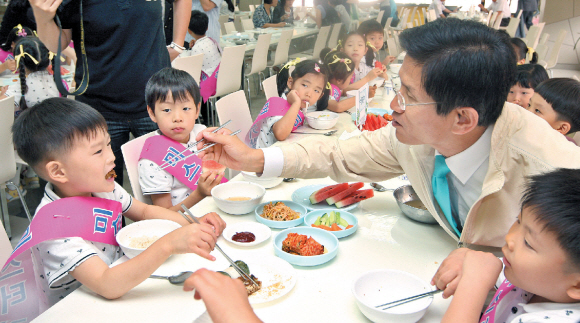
[291,184,360,211]
[274,227,339,266]
[303,209,358,239]
[223,222,272,247]
[255,200,307,229]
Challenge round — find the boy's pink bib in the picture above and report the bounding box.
[0,197,123,322]
[139,135,228,192]
[245,97,304,148]
[480,279,515,323]
[200,64,219,103]
[330,83,342,102]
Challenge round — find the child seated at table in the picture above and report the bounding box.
[510,37,538,65]
[139,67,225,211]
[527,78,580,144]
[441,168,580,323]
[187,10,222,105]
[507,64,548,109]
[357,19,396,67]
[245,59,329,149]
[321,50,357,113]
[337,32,384,94]
[0,24,33,74]
[7,97,225,320]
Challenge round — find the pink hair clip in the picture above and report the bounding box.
[17,30,27,37]
[314,64,320,72]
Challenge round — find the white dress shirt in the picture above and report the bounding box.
[488,0,511,18]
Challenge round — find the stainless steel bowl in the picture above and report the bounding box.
[393,185,438,224]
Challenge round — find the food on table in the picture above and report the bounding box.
[362,113,391,132]
[326,182,364,205]
[311,211,353,231]
[260,202,300,221]
[202,159,226,174]
[383,113,393,121]
[404,200,428,210]
[309,183,349,204]
[335,189,374,208]
[374,61,383,70]
[218,260,262,295]
[232,231,256,243]
[105,169,117,180]
[226,196,251,201]
[368,84,377,99]
[128,235,159,249]
[282,233,325,256]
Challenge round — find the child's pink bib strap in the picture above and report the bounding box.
[245,97,304,148]
[480,279,515,323]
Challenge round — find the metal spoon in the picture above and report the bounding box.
[149,271,193,285]
[294,130,337,136]
[370,182,393,192]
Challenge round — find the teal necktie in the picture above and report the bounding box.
[431,155,461,237]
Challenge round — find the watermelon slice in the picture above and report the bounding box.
[202,160,226,174]
[309,183,349,204]
[335,189,375,208]
[326,182,364,205]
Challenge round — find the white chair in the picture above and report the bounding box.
[327,23,342,50]
[171,53,204,84]
[383,17,393,38]
[224,21,237,34]
[427,8,437,22]
[208,44,247,126]
[516,10,522,19]
[249,4,255,13]
[120,131,157,205]
[387,38,399,57]
[0,217,12,264]
[408,6,417,27]
[523,22,545,49]
[488,11,498,27]
[219,15,230,35]
[267,29,293,75]
[234,15,245,32]
[376,10,384,23]
[420,7,426,25]
[503,17,520,37]
[242,18,254,31]
[542,29,567,77]
[262,74,278,100]
[244,33,272,108]
[535,33,550,62]
[492,13,502,30]
[0,96,32,240]
[290,25,331,60]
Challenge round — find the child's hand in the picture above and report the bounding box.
[368,85,377,99]
[431,248,469,298]
[199,212,226,236]
[197,171,224,197]
[0,86,8,97]
[365,67,382,82]
[3,59,16,71]
[163,222,218,260]
[286,90,301,107]
[460,251,502,290]
[383,56,396,65]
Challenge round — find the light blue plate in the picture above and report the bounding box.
[351,108,390,121]
[303,209,358,239]
[291,185,359,211]
[274,227,339,266]
[255,200,307,229]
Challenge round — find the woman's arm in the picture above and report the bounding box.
[262,22,287,28]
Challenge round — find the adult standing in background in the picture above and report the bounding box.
[478,0,511,27]
[30,0,191,186]
[379,0,397,27]
[516,0,538,37]
[190,0,224,42]
[428,0,456,19]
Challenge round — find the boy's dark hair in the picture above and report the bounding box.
[189,10,209,35]
[337,32,375,68]
[357,19,383,38]
[14,37,54,111]
[12,97,108,170]
[276,59,330,111]
[521,168,580,271]
[510,37,538,64]
[399,18,516,127]
[145,67,201,113]
[323,50,355,83]
[535,78,580,133]
[1,25,33,51]
[512,64,549,89]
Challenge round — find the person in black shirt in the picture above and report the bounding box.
[272,0,295,24]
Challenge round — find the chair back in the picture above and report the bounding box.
[516,9,522,19]
[409,6,417,26]
[505,17,520,37]
[384,17,393,37]
[263,74,278,100]
[215,90,254,142]
[392,31,401,53]
[171,53,204,84]
[492,13,502,30]
[420,7,426,24]
[234,15,245,32]
[488,11,498,27]
[224,21,237,34]
[215,44,246,97]
[0,96,16,184]
[427,9,437,22]
[120,131,158,205]
[270,29,293,67]
[312,25,331,60]
[249,4,255,12]
[219,15,229,35]
[0,218,12,266]
[387,38,398,57]
[242,18,254,31]
[545,29,567,69]
[327,23,342,49]
[524,22,544,49]
[248,33,272,75]
[376,10,384,23]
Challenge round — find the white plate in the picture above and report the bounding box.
[291,184,359,211]
[236,254,297,304]
[223,222,271,247]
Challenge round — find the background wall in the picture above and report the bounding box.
[542,0,580,68]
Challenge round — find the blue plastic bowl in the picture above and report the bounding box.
[255,200,307,229]
[274,227,339,266]
[303,209,358,239]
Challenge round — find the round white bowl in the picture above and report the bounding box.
[116,219,181,259]
[273,227,338,266]
[241,171,283,189]
[255,200,307,229]
[211,181,266,215]
[303,209,358,239]
[389,63,402,74]
[352,269,434,323]
[305,111,339,130]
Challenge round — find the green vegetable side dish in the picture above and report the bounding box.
[313,211,349,227]
[217,260,250,277]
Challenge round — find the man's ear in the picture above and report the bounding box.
[451,107,479,135]
[147,106,157,124]
[45,160,68,185]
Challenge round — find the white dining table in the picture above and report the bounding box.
[31,68,459,323]
[219,25,320,53]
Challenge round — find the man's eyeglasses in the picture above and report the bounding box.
[396,90,438,111]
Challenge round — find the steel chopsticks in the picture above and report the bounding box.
[375,289,442,310]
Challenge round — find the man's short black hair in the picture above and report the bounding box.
[12,98,107,171]
[399,18,516,127]
[189,10,209,35]
[145,67,201,112]
[521,168,580,271]
[535,78,580,133]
